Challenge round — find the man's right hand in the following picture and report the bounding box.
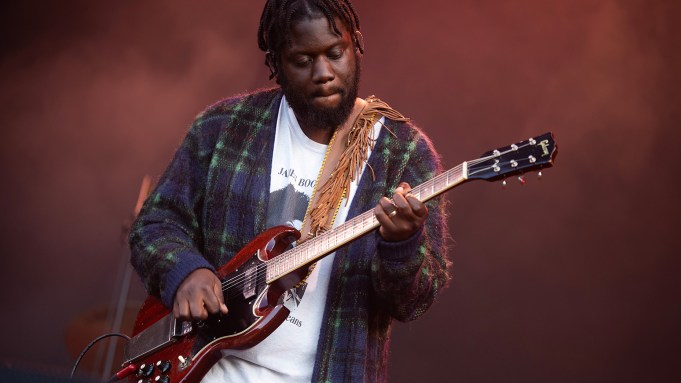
[173,268,228,321]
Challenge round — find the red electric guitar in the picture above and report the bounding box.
[120,132,557,382]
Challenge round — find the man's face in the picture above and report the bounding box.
[277,15,360,131]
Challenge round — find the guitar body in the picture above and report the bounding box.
[124,225,304,383]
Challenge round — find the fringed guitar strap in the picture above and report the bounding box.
[298,95,410,249]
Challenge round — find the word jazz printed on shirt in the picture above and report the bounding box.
[277,167,316,188]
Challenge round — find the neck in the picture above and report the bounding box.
[299,122,336,144]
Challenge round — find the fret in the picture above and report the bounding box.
[434,175,446,193]
[313,238,320,257]
[302,243,309,265]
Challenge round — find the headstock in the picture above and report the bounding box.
[466,132,557,182]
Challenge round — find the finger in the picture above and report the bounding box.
[202,287,221,315]
[212,281,229,315]
[374,202,398,233]
[378,196,397,216]
[391,191,410,212]
[406,194,428,218]
[392,192,420,223]
[189,295,209,320]
[397,182,412,194]
[375,200,395,223]
[174,298,190,320]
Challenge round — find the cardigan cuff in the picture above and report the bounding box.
[376,225,424,263]
[161,251,216,308]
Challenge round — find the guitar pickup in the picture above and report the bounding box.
[123,314,193,364]
[242,265,257,299]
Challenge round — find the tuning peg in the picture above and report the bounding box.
[518,176,526,185]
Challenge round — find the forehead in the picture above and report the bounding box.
[284,15,351,53]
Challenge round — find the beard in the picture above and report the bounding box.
[279,61,361,132]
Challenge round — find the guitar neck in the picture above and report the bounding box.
[265,162,468,283]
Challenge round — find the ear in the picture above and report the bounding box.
[265,51,279,81]
[353,30,365,54]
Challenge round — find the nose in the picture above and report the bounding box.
[312,57,334,84]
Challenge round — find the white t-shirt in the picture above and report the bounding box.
[202,96,382,382]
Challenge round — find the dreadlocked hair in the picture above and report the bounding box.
[258,0,363,76]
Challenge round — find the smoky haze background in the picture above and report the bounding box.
[1,0,679,382]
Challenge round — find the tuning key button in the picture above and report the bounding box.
[510,160,518,168]
[529,138,537,145]
[156,360,172,374]
[511,144,519,151]
[528,155,537,163]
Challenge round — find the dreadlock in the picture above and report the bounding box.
[258,0,363,78]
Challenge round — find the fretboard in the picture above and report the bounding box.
[264,162,468,283]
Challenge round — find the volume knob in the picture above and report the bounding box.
[156,360,172,374]
[137,363,154,378]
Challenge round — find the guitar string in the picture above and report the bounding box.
[217,142,538,294]
[217,205,383,296]
[218,209,377,292]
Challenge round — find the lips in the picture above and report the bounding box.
[310,89,342,108]
[312,87,342,98]
[312,85,343,97]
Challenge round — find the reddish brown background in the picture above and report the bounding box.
[1,1,680,381]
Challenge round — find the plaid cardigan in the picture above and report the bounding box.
[129,88,450,382]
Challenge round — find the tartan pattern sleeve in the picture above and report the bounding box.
[371,127,450,322]
[129,89,281,308]
[128,110,222,307]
